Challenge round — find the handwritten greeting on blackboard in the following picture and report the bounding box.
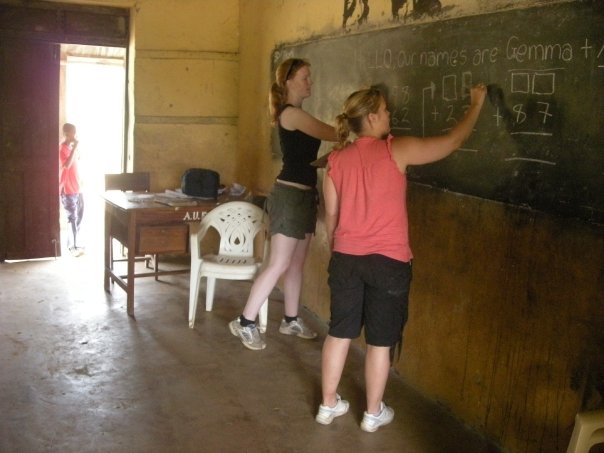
[273,1,604,224]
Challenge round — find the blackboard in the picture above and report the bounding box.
[272,1,604,224]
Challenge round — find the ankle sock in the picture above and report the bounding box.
[239,315,255,327]
[284,315,297,323]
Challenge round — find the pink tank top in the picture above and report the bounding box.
[327,135,413,263]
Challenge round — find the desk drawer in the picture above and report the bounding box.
[136,225,189,254]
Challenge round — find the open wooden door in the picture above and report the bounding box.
[0,38,60,261]
[0,2,129,261]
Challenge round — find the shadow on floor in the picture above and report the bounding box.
[0,252,502,453]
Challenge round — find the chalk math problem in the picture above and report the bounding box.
[274,0,604,224]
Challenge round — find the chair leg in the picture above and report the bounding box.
[188,261,203,328]
[205,277,216,312]
[258,298,268,333]
[567,411,604,453]
[154,254,159,281]
[109,237,114,270]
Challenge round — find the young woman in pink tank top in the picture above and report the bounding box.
[315,84,487,431]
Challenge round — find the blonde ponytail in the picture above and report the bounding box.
[332,87,384,149]
[333,113,351,150]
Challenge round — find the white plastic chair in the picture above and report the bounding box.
[188,201,269,331]
[567,410,604,453]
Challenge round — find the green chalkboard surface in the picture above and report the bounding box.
[273,1,604,224]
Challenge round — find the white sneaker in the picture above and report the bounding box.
[229,318,266,350]
[361,402,394,432]
[315,394,349,425]
[278,318,317,339]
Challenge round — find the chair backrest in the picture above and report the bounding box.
[199,201,268,258]
[105,172,151,192]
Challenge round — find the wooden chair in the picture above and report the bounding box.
[104,172,159,279]
[105,172,150,193]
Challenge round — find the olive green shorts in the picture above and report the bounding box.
[267,182,318,239]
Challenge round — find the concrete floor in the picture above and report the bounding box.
[0,247,502,453]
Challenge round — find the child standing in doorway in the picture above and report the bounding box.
[59,122,85,257]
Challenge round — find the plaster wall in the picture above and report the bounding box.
[238,1,603,452]
[39,0,241,265]
[54,0,241,190]
[131,0,240,191]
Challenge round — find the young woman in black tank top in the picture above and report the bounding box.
[229,58,337,351]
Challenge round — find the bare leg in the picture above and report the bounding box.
[282,233,312,317]
[365,345,391,414]
[241,233,299,321]
[320,335,352,407]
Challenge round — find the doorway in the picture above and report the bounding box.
[59,44,126,257]
[0,1,130,262]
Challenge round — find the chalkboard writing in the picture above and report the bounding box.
[273,1,604,224]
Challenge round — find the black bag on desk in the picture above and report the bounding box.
[181,168,220,199]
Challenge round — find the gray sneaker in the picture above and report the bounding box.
[315,394,350,425]
[361,402,394,432]
[229,318,266,350]
[279,318,317,339]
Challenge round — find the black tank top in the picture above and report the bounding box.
[276,105,321,187]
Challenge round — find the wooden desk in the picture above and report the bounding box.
[103,191,225,317]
